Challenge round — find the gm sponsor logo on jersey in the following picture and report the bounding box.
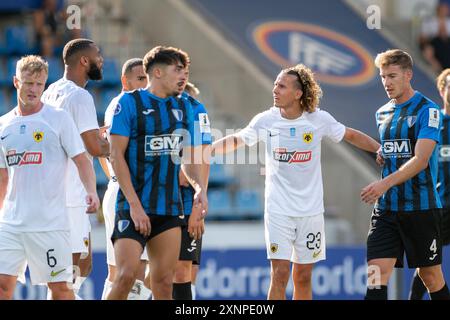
[382,139,412,158]
[145,134,182,156]
[6,150,42,166]
[273,148,312,163]
[252,21,375,86]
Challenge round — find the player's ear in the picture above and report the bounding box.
[13,76,20,90]
[121,75,128,91]
[295,88,303,100]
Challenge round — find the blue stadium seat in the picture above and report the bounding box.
[209,163,235,187]
[0,62,9,86]
[4,26,36,55]
[206,189,234,220]
[235,189,263,219]
[101,58,120,86]
[0,90,9,115]
[8,90,17,109]
[6,57,20,82]
[46,57,63,84]
[99,88,119,111]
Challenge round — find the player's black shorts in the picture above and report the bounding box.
[111,210,186,249]
[441,209,450,246]
[367,208,443,268]
[179,215,202,265]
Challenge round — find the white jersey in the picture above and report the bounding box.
[42,77,99,207]
[237,107,345,217]
[104,94,122,180]
[0,105,85,232]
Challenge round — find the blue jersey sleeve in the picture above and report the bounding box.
[193,102,212,145]
[417,105,441,142]
[110,93,135,137]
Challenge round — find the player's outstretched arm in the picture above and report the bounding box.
[110,134,150,236]
[81,128,110,158]
[361,138,436,204]
[343,127,380,153]
[72,152,100,213]
[211,135,245,156]
[0,168,8,210]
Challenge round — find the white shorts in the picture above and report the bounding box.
[264,212,326,264]
[103,181,149,266]
[0,230,73,285]
[67,206,91,255]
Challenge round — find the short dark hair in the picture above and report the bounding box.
[121,58,143,76]
[63,38,95,65]
[142,46,190,75]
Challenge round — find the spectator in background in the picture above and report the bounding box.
[420,2,450,73]
[33,0,81,57]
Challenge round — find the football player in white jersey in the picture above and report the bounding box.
[41,39,110,298]
[211,64,380,300]
[99,58,151,300]
[0,55,99,300]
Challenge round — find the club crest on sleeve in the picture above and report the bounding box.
[114,103,122,115]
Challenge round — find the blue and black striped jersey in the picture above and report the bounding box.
[438,113,450,208]
[110,89,203,216]
[376,91,442,211]
[180,91,212,215]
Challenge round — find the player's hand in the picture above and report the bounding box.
[361,180,390,204]
[188,206,205,240]
[130,204,151,237]
[99,125,110,139]
[376,147,385,166]
[193,189,208,219]
[85,192,100,213]
[179,170,190,187]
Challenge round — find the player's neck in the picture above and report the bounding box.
[444,103,450,116]
[393,87,415,105]
[147,83,171,99]
[280,104,302,120]
[64,68,88,88]
[16,101,43,116]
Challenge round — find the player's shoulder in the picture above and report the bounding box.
[376,100,394,114]
[118,89,141,105]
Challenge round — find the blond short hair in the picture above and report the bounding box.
[185,82,200,98]
[16,55,48,78]
[437,68,450,93]
[374,49,413,70]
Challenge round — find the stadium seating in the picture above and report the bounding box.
[4,26,36,56]
[206,189,234,220]
[235,189,263,219]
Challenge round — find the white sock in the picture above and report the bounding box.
[127,279,143,300]
[46,287,52,300]
[191,284,196,300]
[73,276,87,296]
[102,279,114,300]
[139,281,152,300]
